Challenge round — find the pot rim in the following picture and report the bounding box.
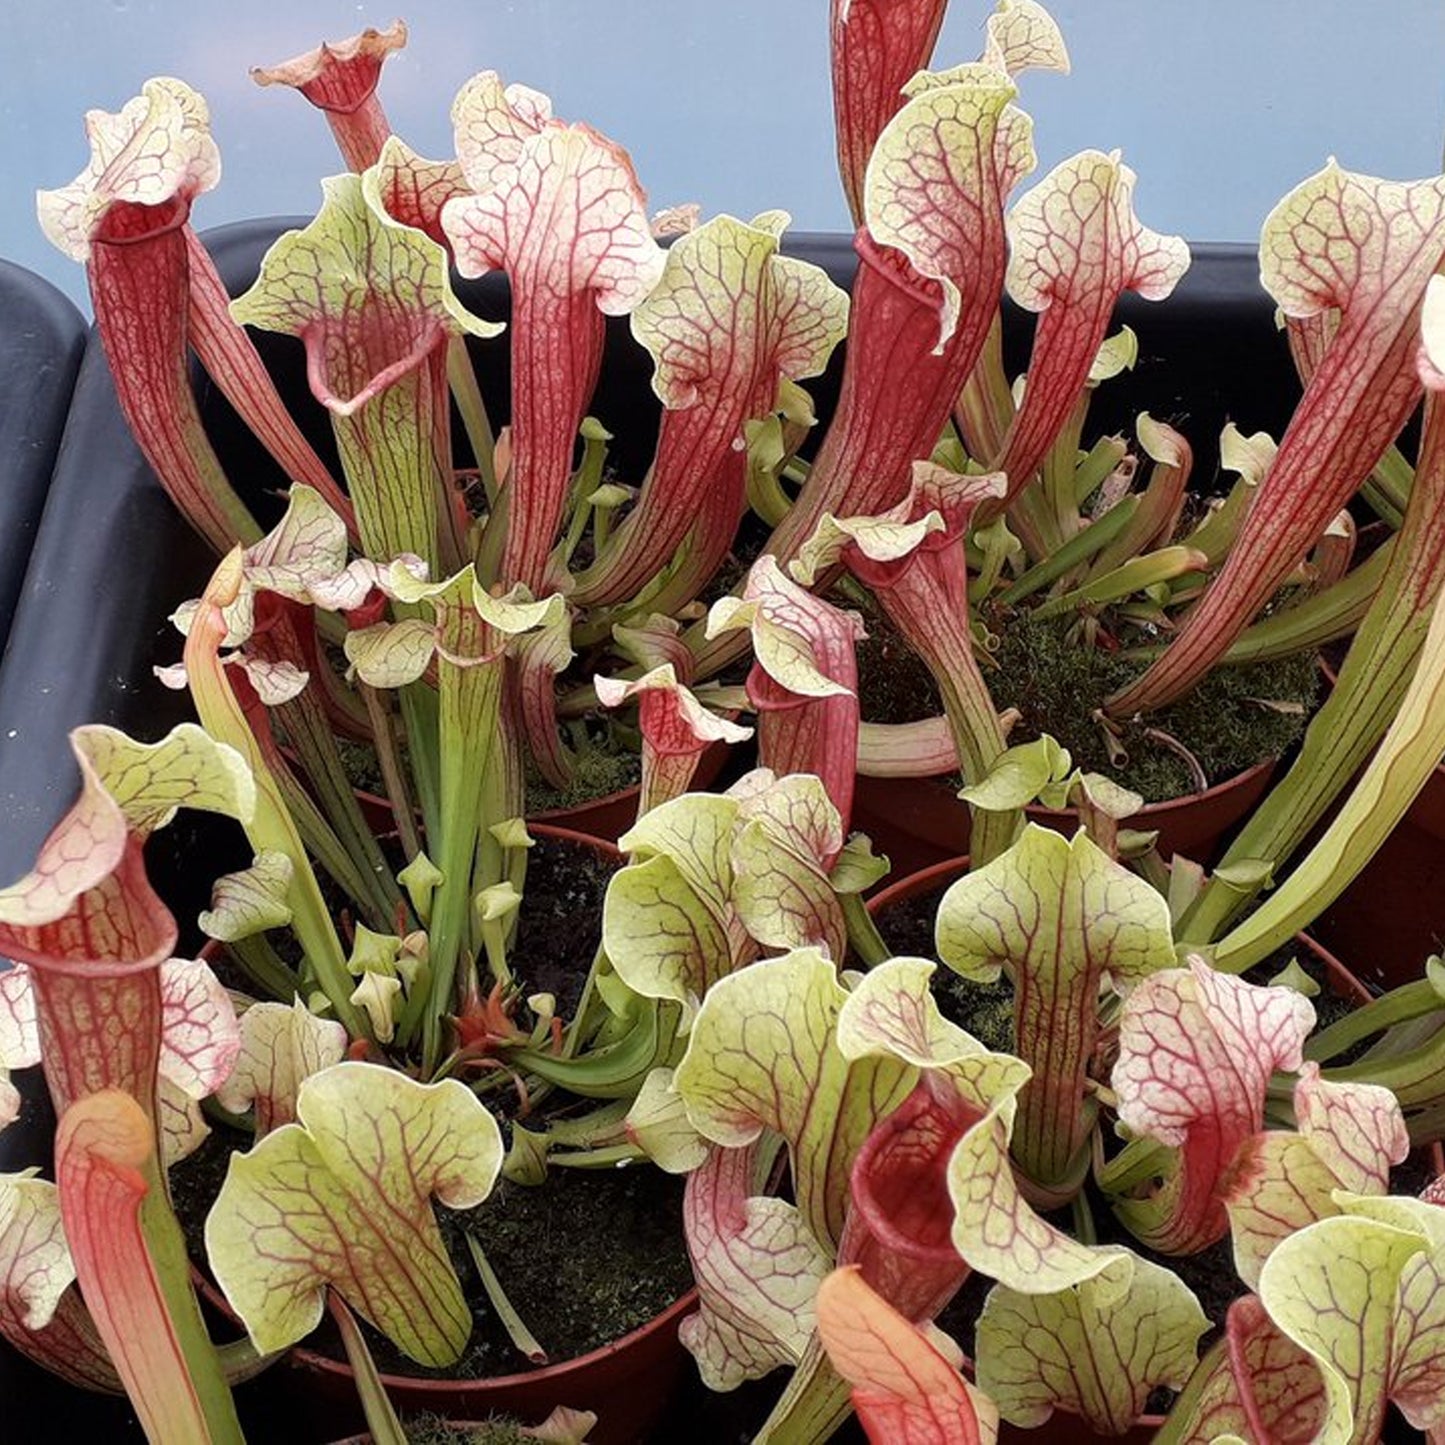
[290,1285,699,1400]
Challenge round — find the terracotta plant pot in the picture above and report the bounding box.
[287,1291,695,1445]
[1308,657,1445,989]
[854,757,1276,883]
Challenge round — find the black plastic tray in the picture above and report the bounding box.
[0,260,87,651]
[0,223,1292,1442]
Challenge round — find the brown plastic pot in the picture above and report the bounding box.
[1308,657,1445,988]
[348,734,735,843]
[854,757,1277,882]
[526,735,733,841]
[1312,769,1445,992]
[286,1289,696,1445]
[198,824,697,1445]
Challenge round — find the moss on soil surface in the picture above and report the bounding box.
[854,598,1319,804]
[524,737,639,815]
[986,610,1319,801]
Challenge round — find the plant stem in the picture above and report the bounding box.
[328,1294,409,1445]
[842,892,891,967]
[465,1233,548,1364]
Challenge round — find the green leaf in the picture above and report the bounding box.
[619,792,740,918]
[828,834,891,896]
[936,824,1173,1194]
[206,1061,503,1366]
[955,736,1070,811]
[675,948,912,1249]
[231,172,498,415]
[976,1251,1207,1434]
[343,620,438,688]
[214,998,348,1137]
[624,1067,708,1175]
[603,853,738,1019]
[1259,1210,1432,1445]
[199,851,293,942]
[731,818,845,961]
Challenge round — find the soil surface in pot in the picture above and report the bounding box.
[523,734,640,816]
[333,721,643,819]
[173,1121,692,1384]
[179,831,692,1382]
[854,602,1319,803]
[505,831,618,1013]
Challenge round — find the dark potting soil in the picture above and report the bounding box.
[171,1120,690,1385]
[852,597,1319,804]
[171,823,689,1383]
[510,832,618,1016]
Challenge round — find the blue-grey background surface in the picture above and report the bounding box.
[5,2,1444,308]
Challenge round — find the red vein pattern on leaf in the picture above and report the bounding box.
[1109,166,1445,716]
[839,1075,976,1323]
[817,1266,987,1445]
[742,562,863,849]
[576,220,786,607]
[90,204,260,551]
[251,22,407,172]
[0,1176,121,1391]
[184,230,353,524]
[768,73,1021,567]
[829,0,950,225]
[1165,1296,1326,1445]
[373,139,469,248]
[207,1064,506,1369]
[679,1142,827,1389]
[55,1091,207,1441]
[1113,961,1314,1255]
[994,151,1187,506]
[444,123,662,591]
[0,834,174,1125]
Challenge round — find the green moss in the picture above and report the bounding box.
[336,736,387,798]
[984,610,1319,802]
[524,735,640,814]
[935,975,1015,1053]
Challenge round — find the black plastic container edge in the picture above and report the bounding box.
[0,222,1294,1443]
[0,260,87,651]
